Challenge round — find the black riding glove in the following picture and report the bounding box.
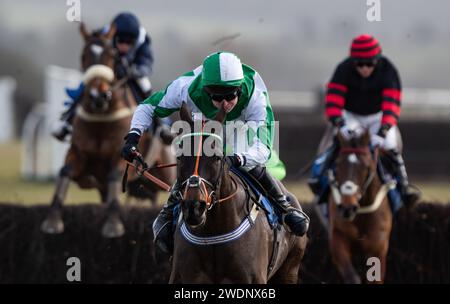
[115,64,128,79]
[225,154,246,168]
[121,132,141,162]
[377,124,391,138]
[330,116,345,128]
[115,56,132,79]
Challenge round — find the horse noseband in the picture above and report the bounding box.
[181,174,218,208]
[89,88,113,110]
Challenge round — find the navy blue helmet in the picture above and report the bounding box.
[113,12,140,44]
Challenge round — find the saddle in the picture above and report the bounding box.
[230,167,282,228]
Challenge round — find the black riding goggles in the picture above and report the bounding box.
[115,35,136,45]
[355,60,378,68]
[204,87,241,102]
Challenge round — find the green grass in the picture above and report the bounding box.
[0,141,449,205]
[0,141,99,205]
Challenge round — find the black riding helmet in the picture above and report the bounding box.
[113,12,140,45]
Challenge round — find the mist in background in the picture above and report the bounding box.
[1,0,450,133]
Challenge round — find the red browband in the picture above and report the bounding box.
[339,147,370,155]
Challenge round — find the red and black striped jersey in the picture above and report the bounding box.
[325,56,402,127]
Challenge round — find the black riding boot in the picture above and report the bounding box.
[383,150,421,208]
[307,142,339,202]
[52,98,80,141]
[152,180,182,254]
[249,166,310,236]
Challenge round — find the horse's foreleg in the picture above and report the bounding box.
[330,231,361,284]
[101,168,125,238]
[169,269,180,284]
[379,253,387,284]
[41,164,72,234]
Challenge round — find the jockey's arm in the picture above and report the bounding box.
[129,103,155,136]
[129,79,184,136]
[238,121,271,169]
[325,63,348,127]
[380,65,402,133]
[131,37,154,78]
[239,90,273,169]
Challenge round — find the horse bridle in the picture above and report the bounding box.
[328,147,377,205]
[84,38,130,107]
[177,124,237,210]
[83,37,116,68]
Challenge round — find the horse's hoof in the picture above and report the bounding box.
[41,211,64,234]
[101,215,125,238]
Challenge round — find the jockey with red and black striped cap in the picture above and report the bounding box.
[309,34,420,208]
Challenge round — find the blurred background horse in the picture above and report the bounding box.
[40,23,157,237]
[328,130,392,283]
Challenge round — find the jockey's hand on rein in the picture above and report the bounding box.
[377,124,391,138]
[371,124,391,148]
[121,132,141,162]
[116,64,128,79]
[330,116,345,128]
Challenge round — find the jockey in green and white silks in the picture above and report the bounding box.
[121,52,308,254]
[129,55,283,176]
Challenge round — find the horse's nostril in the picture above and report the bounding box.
[343,209,350,218]
[338,205,357,219]
[93,98,108,110]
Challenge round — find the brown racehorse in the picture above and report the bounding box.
[41,23,140,237]
[168,104,307,283]
[328,129,393,283]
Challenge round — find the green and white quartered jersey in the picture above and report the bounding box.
[130,64,275,170]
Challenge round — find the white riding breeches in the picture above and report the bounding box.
[342,110,401,151]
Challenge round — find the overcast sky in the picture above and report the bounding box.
[1,0,450,92]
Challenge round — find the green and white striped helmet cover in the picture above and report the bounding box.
[201,52,244,87]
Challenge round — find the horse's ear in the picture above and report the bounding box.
[79,22,90,41]
[104,23,116,41]
[336,130,347,147]
[360,128,371,147]
[179,102,193,124]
